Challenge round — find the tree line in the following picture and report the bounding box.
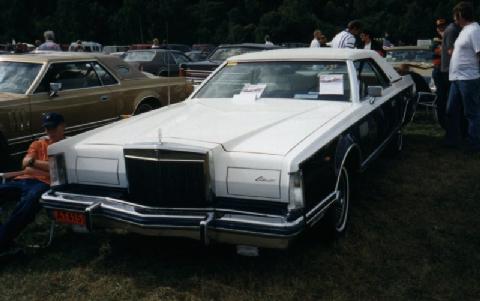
[0,0,478,46]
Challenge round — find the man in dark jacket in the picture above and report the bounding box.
[361,30,384,56]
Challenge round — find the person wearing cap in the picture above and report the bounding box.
[0,112,65,255]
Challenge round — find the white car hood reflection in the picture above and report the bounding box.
[79,98,350,156]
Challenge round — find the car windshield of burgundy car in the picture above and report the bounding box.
[194,61,351,101]
[0,61,43,94]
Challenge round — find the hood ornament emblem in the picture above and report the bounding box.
[158,128,163,145]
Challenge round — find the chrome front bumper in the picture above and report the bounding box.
[40,190,306,249]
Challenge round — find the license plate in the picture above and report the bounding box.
[52,210,86,226]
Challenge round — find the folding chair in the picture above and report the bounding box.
[416,91,438,122]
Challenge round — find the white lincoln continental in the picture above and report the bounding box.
[41,48,415,251]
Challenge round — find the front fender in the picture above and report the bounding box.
[334,133,362,176]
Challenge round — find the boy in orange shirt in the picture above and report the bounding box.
[0,112,65,255]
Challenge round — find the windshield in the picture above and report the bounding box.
[0,61,42,94]
[124,51,156,62]
[208,47,260,62]
[386,50,433,63]
[195,61,351,101]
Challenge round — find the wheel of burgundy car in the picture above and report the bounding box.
[324,166,350,237]
[134,103,155,115]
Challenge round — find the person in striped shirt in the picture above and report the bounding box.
[331,20,363,49]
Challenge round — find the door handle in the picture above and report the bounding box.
[100,95,109,101]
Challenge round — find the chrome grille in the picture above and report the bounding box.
[124,149,209,208]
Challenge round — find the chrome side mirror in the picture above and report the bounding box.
[49,82,62,97]
[367,86,383,98]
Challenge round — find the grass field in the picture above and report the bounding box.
[1,119,479,301]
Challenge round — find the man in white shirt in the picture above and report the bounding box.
[264,35,274,47]
[445,2,480,152]
[331,20,363,49]
[310,30,322,48]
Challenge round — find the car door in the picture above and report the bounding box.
[29,61,117,138]
[170,52,191,76]
[353,59,396,158]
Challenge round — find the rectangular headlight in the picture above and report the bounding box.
[288,171,304,210]
[49,154,67,187]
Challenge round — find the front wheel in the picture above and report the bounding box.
[323,166,350,238]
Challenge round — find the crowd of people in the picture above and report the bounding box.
[308,1,480,154]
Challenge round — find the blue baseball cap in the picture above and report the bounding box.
[42,112,65,129]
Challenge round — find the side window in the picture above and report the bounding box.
[166,52,176,64]
[354,59,390,99]
[35,62,101,93]
[116,65,130,77]
[171,52,190,64]
[94,63,118,85]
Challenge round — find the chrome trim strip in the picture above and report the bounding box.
[45,191,286,218]
[305,191,337,219]
[200,213,215,245]
[361,125,401,169]
[219,215,303,228]
[93,215,200,230]
[124,155,204,163]
[305,192,338,226]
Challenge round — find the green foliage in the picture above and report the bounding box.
[0,0,479,45]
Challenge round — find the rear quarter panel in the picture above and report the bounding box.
[113,77,192,114]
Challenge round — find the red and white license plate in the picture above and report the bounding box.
[52,210,86,226]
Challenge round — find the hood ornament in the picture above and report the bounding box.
[158,128,163,145]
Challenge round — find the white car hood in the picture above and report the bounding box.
[79,98,350,156]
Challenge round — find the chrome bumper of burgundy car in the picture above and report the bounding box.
[40,190,306,249]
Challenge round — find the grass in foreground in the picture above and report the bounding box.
[0,119,479,301]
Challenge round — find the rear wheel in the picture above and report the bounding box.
[134,100,160,115]
[323,166,350,238]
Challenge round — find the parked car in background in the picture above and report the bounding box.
[185,50,208,62]
[158,44,192,53]
[130,44,152,50]
[123,49,191,76]
[0,52,193,168]
[103,45,130,54]
[280,42,309,48]
[41,48,415,253]
[130,43,192,53]
[385,46,435,90]
[192,44,216,54]
[180,43,282,85]
[109,52,127,59]
[68,41,102,52]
